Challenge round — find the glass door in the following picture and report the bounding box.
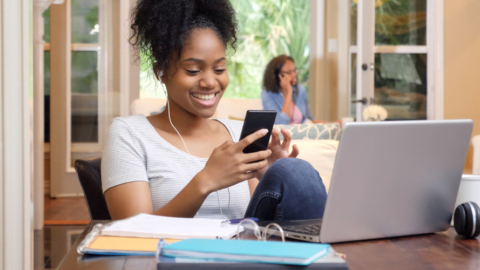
[350,0,431,121]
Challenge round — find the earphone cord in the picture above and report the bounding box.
[163,83,230,218]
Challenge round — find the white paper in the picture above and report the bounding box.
[101,214,239,239]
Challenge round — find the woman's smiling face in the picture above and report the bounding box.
[161,28,229,119]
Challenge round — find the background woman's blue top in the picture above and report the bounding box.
[261,84,313,124]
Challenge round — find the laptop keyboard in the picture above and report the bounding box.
[283,224,321,235]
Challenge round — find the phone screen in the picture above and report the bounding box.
[239,110,277,154]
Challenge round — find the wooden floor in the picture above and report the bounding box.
[44,196,91,225]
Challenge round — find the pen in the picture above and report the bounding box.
[221,217,259,225]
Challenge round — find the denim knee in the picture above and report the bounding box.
[266,158,316,175]
[250,158,328,220]
[262,158,322,186]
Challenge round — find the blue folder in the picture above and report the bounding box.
[160,239,330,266]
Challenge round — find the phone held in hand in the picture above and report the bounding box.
[239,110,277,154]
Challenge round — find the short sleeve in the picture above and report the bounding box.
[101,118,149,192]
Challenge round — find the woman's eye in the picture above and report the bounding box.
[186,70,199,75]
[214,69,226,73]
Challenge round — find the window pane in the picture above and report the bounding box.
[71,51,98,142]
[350,53,357,118]
[71,0,99,43]
[227,0,310,98]
[139,52,165,99]
[374,53,427,120]
[43,8,50,43]
[375,0,426,46]
[350,0,357,46]
[44,51,50,96]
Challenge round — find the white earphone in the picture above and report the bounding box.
[157,69,230,217]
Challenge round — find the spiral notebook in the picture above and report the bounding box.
[77,214,240,256]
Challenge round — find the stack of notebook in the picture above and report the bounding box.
[76,214,348,268]
[160,239,331,266]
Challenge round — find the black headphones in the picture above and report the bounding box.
[454,202,480,239]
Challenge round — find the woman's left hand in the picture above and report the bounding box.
[254,128,299,179]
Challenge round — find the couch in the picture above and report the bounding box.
[130,98,342,192]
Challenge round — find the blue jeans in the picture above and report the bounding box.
[244,158,328,221]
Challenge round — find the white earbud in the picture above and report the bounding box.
[158,68,230,218]
[158,70,168,98]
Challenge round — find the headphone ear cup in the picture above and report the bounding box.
[471,202,480,238]
[464,202,475,237]
[454,204,467,236]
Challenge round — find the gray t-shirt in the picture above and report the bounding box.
[101,115,251,219]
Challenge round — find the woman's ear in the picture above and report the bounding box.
[153,65,164,82]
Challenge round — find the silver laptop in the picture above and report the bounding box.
[257,120,473,243]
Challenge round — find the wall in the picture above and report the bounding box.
[324,0,340,121]
[444,0,480,171]
[310,0,342,122]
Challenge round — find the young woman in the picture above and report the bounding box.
[262,55,315,125]
[102,0,327,221]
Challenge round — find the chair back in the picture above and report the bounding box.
[74,157,111,220]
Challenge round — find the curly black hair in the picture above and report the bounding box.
[130,0,237,76]
[263,55,294,93]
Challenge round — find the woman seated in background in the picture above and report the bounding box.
[262,55,317,125]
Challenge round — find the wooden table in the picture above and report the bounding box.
[57,221,480,270]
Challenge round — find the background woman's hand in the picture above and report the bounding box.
[254,128,299,179]
[279,73,293,97]
[197,129,272,194]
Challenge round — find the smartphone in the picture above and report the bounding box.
[239,110,277,154]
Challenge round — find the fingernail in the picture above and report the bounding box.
[260,129,268,135]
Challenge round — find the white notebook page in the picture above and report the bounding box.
[101,214,239,239]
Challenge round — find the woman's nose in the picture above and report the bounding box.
[199,72,217,89]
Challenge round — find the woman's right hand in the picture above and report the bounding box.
[197,129,273,194]
[279,73,293,97]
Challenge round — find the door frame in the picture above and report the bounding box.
[1,0,32,267]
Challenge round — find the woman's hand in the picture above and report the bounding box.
[280,74,294,117]
[197,129,273,194]
[254,128,299,180]
[279,74,293,98]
